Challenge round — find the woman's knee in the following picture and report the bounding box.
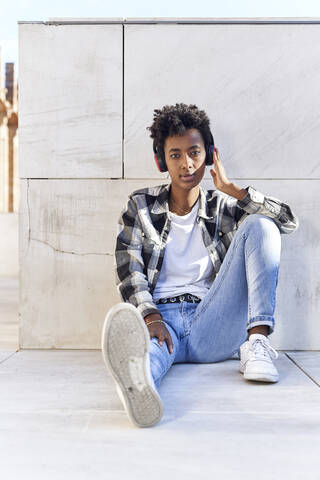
[241,214,281,238]
[240,214,281,263]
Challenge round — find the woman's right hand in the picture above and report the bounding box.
[144,313,174,355]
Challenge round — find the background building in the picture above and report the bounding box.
[0,48,19,213]
[0,47,19,279]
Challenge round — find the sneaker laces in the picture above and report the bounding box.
[249,337,278,360]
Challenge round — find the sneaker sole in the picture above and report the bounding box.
[243,371,279,382]
[101,303,163,428]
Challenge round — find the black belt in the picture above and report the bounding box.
[155,293,201,304]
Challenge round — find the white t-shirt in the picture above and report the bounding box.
[153,198,214,301]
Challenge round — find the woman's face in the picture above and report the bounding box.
[164,128,206,191]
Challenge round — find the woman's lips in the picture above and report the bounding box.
[180,173,196,182]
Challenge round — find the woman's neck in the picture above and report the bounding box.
[169,185,200,215]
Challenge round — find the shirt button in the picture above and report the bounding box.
[218,232,223,237]
[252,191,264,203]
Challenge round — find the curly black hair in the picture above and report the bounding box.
[146,103,213,161]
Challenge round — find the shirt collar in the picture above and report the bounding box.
[151,182,214,220]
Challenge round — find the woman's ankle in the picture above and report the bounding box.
[248,325,269,338]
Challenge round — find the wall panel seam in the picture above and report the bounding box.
[122,24,124,179]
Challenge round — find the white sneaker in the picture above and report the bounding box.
[101,302,163,427]
[239,333,279,382]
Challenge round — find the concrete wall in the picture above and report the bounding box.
[18,19,320,349]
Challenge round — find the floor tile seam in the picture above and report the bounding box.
[284,350,320,352]
[284,352,320,388]
[0,351,18,365]
[1,409,319,415]
[185,410,320,415]
[0,409,126,414]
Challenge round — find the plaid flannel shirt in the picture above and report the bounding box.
[115,183,299,319]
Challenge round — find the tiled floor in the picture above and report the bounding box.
[1,349,320,479]
[0,278,319,479]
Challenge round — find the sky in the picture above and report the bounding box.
[1,0,320,77]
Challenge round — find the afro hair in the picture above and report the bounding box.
[146,103,213,161]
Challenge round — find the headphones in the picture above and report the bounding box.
[153,130,215,173]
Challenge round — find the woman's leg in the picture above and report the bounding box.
[148,302,184,390]
[187,214,281,363]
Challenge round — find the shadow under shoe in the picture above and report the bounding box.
[101,302,163,427]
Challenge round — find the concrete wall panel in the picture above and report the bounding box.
[19,179,167,348]
[19,24,123,179]
[19,178,316,349]
[202,179,319,350]
[124,24,320,179]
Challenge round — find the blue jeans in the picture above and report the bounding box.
[148,214,281,391]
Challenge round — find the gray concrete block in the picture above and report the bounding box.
[19,179,167,348]
[124,24,320,179]
[19,24,123,178]
[19,178,317,349]
[201,178,317,350]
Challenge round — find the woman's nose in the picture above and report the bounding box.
[182,154,193,168]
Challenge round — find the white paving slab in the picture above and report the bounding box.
[286,351,320,385]
[0,350,319,480]
[0,351,16,363]
[0,350,317,413]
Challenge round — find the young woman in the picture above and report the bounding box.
[101,103,299,428]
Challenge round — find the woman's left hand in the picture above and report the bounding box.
[209,147,232,192]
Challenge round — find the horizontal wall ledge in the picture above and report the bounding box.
[18,177,320,181]
[18,18,320,25]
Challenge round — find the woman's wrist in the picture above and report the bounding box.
[144,313,163,325]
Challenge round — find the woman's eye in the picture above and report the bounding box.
[170,151,200,159]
